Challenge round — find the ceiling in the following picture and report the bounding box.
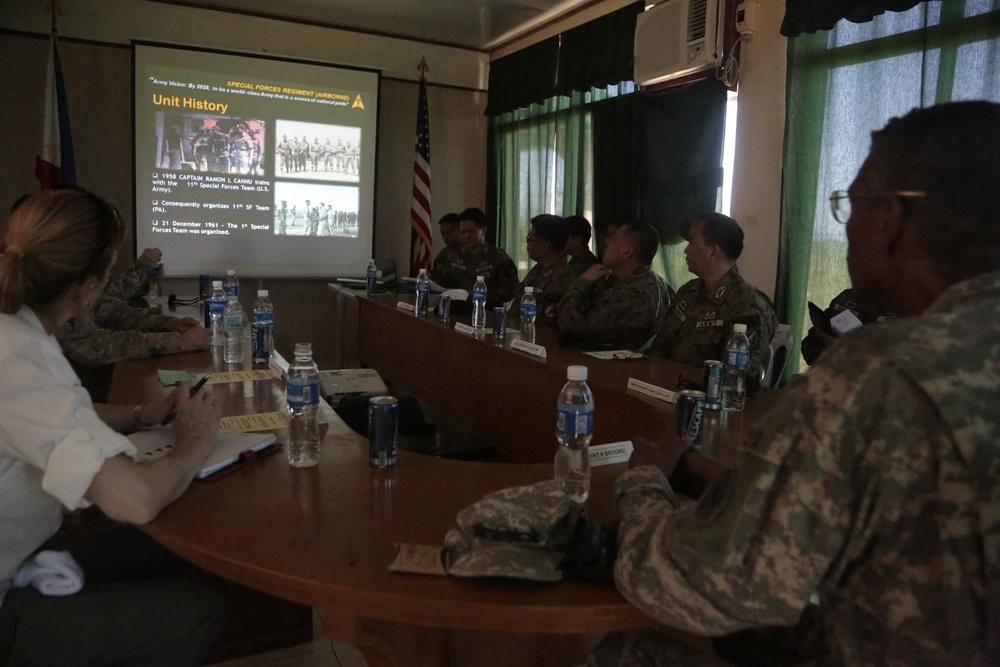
[161,0,601,51]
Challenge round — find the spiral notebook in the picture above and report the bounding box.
[127,427,279,480]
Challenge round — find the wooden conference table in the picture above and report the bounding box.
[356,292,780,474]
[108,298,782,667]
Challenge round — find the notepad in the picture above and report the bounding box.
[127,427,278,480]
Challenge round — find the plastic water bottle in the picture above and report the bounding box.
[252,289,274,367]
[223,294,245,364]
[472,275,487,329]
[365,258,377,296]
[520,286,537,341]
[223,268,239,299]
[208,280,227,347]
[722,323,751,412]
[286,342,321,468]
[415,268,430,316]
[555,365,593,503]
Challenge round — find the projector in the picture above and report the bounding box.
[319,368,387,406]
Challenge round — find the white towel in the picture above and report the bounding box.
[13,550,85,596]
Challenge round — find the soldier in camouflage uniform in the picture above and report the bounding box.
[429,212,461,283]
[511,214,575,322]
[558,221,674,350]
[56,248,209,366]
[650,213,775,392]
[437,207,518,306]
[591,102,1000,666]
[565,215,599,277]
[800,287,896,365]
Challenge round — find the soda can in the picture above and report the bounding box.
[198,274,210,300]
[676,389,706,448]
[492,307,507,342]
[368,396,398,469]
[702,360,724,411]
[437,294,451,322]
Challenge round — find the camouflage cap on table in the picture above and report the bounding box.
[444,480,583,582]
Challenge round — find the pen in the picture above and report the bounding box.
[161,375,210,426]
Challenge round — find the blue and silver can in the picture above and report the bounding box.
[492,307,507,343]
[676,389,706,448]
[437,294,451,322]
[702,360,724,411]
[368,396,398,469]
[251,322,270,366]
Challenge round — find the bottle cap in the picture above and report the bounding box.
[227,269,236,276]
[258,289,268,297]
[524,287,534,294]
[567,365,588,381]
[212,280,223,288]
[294,342,313,356]
[733,323,748,333]
[476,275,485,281]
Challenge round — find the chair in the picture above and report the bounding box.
[762,324,795,388]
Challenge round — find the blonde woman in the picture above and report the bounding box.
[0,189,226,665]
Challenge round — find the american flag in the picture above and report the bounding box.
[36,33,76,190]
[409,76,432,275]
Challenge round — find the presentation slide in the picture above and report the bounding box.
[133,42,380,277]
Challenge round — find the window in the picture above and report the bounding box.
[780,0,1000,370]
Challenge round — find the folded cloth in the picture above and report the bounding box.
[444,480,585,582]
[13,550,85,596]
[456,480,581,548]
[444,529,565,582]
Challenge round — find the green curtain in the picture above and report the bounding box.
[779,0,1000,374]
[492,94,592,273]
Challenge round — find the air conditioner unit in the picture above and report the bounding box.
[634,0,724,86]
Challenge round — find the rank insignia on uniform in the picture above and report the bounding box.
[714,285,729,300]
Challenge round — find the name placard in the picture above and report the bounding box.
[627,378,677,403]
[396,301,415,312]
[589,440,634,467]
[454,322,476,336]
[510,338,547,358]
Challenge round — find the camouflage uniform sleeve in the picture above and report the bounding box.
[430,248,450,283]
[103,255,156,302]
[613,349,946,637]
[97,300,173,332]
[58,329,184,365]
[493,251,520,303]
[557,278,606,342]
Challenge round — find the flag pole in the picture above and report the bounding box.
[408,56,433,276]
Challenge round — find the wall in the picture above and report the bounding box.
[0,0,488,366]
[493,0,787,298]
[0,0,488,261]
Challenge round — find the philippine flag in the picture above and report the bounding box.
[35,35,76,190]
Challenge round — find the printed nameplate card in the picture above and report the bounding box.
[396,301,415,312]
[221,411,288,433]
[510,338,547,358]
[207,369,278,385]
[453,322,476,336]
[588,440,634,467]
[627,377,677,403]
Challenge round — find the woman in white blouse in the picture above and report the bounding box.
[0,189,226,665]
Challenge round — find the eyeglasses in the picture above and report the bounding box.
[828,190,927,224]
[612,351,646,361]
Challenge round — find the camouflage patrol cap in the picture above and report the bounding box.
[444,480,583,582]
